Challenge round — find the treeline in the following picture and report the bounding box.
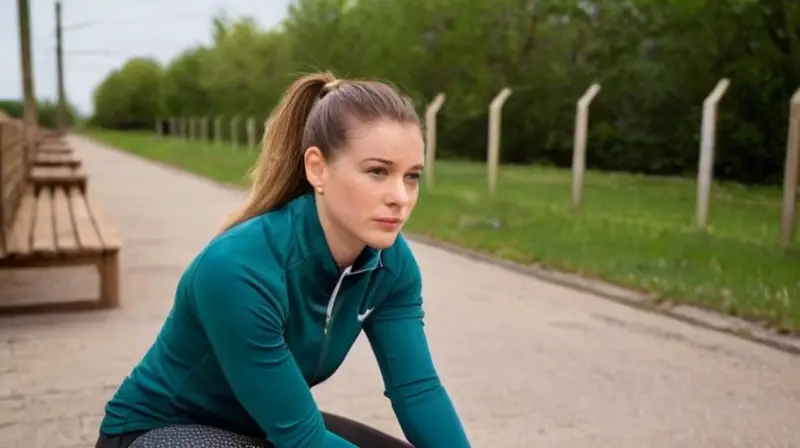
[90,0,800,185]
[0,99,79,129]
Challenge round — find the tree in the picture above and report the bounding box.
[92,58,163,129]
[89,0,800,184]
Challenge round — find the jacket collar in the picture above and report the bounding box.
[289,193,383,278]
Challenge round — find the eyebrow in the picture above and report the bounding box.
[364,157,424,170]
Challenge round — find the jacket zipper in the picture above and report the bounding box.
[312,265,352,382]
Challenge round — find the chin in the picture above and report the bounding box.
[362,231,401,250]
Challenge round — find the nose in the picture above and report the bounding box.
[386,176,410,207]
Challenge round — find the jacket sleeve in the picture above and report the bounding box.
[363,242,471,448]
[191,249,356,448]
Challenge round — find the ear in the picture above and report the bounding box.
[303,146,328,193]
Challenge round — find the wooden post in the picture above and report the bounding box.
[99,253,120,308]
[231,116,239,147]
[55,0,67,133]
[571,83,601,209]
[247,117,256,149]
[17,0,37,169]
[424,93,446,189]
[780,89,800,247]
[696,78,730,229]
[215,117,222,145]
[487,88,512,198]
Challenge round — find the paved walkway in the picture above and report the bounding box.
[1,135,799,448]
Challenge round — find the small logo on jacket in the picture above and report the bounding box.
[357,308,374,322]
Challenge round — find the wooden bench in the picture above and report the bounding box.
[37,127,65,140]
[37,130,74,157]
[0,119,120,314]
[35,128,79,169]
[2,116,87,201]
[38,138,73,153]
[0,120,26,252]
[30,165,87,190]
[34,152,81,169]
[1,117,74,157]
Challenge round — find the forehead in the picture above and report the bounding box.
[340,120,424,165]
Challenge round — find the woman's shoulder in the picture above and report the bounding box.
[379,233,421,280]
[181,213,294,312]
[182,211,295,296]
[208,207,296,263]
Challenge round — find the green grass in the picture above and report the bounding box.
[84,129,800,333]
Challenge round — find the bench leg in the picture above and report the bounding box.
[98,252,120,308]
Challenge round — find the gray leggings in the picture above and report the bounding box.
[95,412,412,448]
[130,425,265,447]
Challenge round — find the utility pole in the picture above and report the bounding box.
[55,0,67,133]
[17,0,38,162]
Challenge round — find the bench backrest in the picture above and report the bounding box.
[0,115,28,252]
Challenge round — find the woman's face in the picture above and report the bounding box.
[305,119,424,257]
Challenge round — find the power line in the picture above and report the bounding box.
[61,21,93,31]
[64,49,132,56]
[35,11,223,42]
[61,12,217,31]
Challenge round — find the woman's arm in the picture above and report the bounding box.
[191,249,356,448]
[363,241,471,448]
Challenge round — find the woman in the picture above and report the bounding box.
[94,72,472,448]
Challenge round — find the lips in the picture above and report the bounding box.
[374,218,402,224]
[373,218,403,229]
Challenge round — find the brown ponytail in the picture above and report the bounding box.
[220,71,419,233]
[220,72,335,231]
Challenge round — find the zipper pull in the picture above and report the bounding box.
[324,315,332,335]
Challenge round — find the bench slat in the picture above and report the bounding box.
[37,146,72,154]
[69,186,103,252]
[35,152,79,162]
[32,188,56,255]
[30,166,86,184]
[86,196,121,250]
[37,140,71,150]
[7,189,34,256]
[2,165,22,212]
[31,166,83,178]
[53,187,80,253]
[3,152,24,180]
[2,141,24,214]
[2,142,24,170]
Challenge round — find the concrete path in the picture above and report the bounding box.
[1,135,798,448]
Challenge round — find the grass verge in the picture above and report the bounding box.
[83,129,800,333]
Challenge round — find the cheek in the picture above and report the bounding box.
[327,174,378,213]
[408,181,421,200]
[408,189,420,207]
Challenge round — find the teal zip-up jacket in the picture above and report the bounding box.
[99,193,470,447]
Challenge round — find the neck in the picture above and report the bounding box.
[316,200,364,268]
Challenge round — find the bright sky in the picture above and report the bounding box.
[0,0,291,115]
